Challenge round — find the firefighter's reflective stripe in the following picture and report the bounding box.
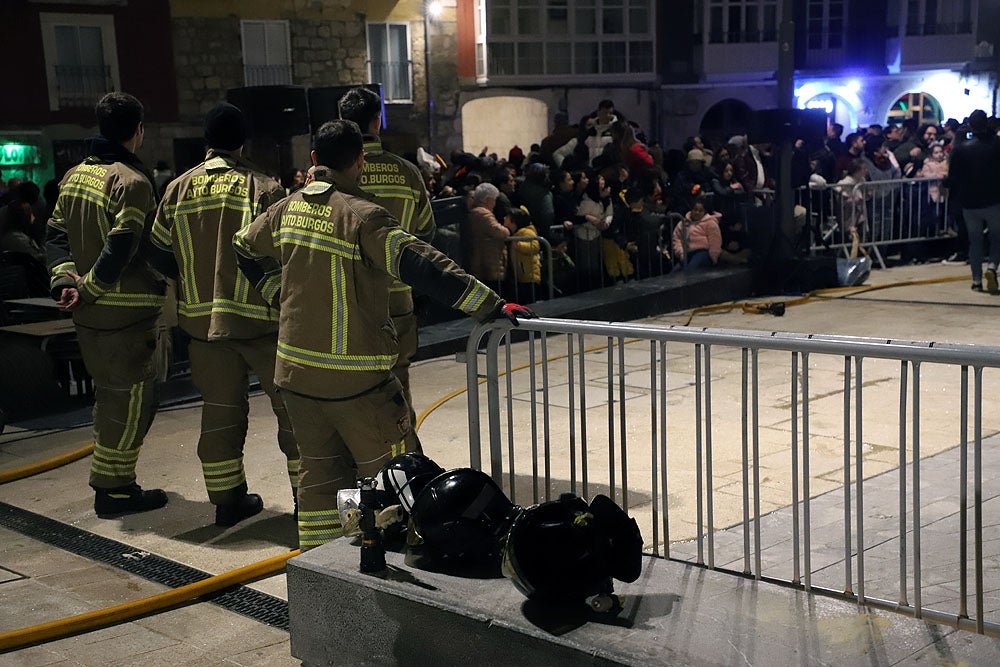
[276,341,397,371]
[58,184,112,237]
[49,261,78,289]
[178,298,278,321]
[276,229,357,258]
[202,458,246,492]
[331,257,348,354]
[91,445,141,479]
[286,458,300,489]
[260,275,281,305]
[115,205,147,227]
[298,508,342,547]
[93,293,167,308]
[384,228,413,278]
[455,280,493,314]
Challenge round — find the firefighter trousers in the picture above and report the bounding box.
[283,375,420,551]
[77,317,160,489]
[188,335,299,506]
[390,310,418,432]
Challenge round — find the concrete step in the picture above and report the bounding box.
[287,538,1000,666]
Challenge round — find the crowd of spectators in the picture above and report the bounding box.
[3,105,997,318]
[409,105,1000,301]
[0,173,54,302]
[413,99,773,301]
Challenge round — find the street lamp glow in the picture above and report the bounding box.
[428,0,443,17]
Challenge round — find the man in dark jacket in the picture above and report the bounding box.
[945,110,1000,293]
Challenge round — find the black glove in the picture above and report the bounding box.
[491,302,537,326]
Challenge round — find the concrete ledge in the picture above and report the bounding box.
[416,267,755,361]
[287,539,1000,666]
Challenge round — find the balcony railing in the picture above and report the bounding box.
[904,21,974,37]
[369,60,412,102]
[243,64,293,87]
[707,29,779,44]
[54,64,112,110]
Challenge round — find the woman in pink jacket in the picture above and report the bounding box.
[672,198,722,270]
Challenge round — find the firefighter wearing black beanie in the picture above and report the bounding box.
[204,102,247,151]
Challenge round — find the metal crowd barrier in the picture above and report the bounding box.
[791,179,952,268]
[503,235,555,303]
[547,220,675,296]
[466,318,1000,635]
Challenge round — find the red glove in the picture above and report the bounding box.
[493,302,537,326]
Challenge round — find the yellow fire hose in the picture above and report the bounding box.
[682,273,968,325]
[0,271,974,651]
[0,442,95,485]
[0,549,299,652]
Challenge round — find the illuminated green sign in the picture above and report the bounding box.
[0,143,41,166]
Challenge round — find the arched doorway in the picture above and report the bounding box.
[886,92,943,126]
[461,96,548,158]
[802,93,856,132]
[699,99,753,147]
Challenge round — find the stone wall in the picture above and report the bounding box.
[426,9,461,154]
[170,12,369,126]
[288,16,368,89]
[162,10,371,173]
[172,16,246,124]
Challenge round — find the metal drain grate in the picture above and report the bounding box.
[0,501,289,630]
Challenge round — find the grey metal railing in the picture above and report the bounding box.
[503,235,554,303]
[753,178,952,269]
[54,65,112,109]
[369,60,412,102]
[466,317,1000,636]
[243,64,293,86]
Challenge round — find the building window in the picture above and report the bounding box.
[887,91,943,126]
[476,0,653,81]
[707,0,778,44]
[806,0,845,50]
[241,20,292,86]
[39,13,120,111]
[905,0,973,36]
[367,23,412,103]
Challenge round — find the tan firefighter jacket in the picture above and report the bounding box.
[233,167,502,400]
[47,147,165,330]
[360,136,435,317]
[149,150,286,341]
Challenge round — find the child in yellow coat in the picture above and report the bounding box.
[507,207,542,302]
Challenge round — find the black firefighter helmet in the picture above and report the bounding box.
[502,493,643,604]
[379,452,446,514]
[406,468,521,571]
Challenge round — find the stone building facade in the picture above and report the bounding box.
[138,0,378,178]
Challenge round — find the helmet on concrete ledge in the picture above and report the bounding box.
[379,452,445,513]
[501,493,643,604]
[406,468,521,571]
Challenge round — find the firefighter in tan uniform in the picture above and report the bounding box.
[148,103,299,527]
[233,120,535,550]
[338,87,434,428]
[47,92,168,517]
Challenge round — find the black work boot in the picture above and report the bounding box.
[94,483,168,518]
[215,492,264,527]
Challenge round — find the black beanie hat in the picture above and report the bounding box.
[204,103,247,150]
